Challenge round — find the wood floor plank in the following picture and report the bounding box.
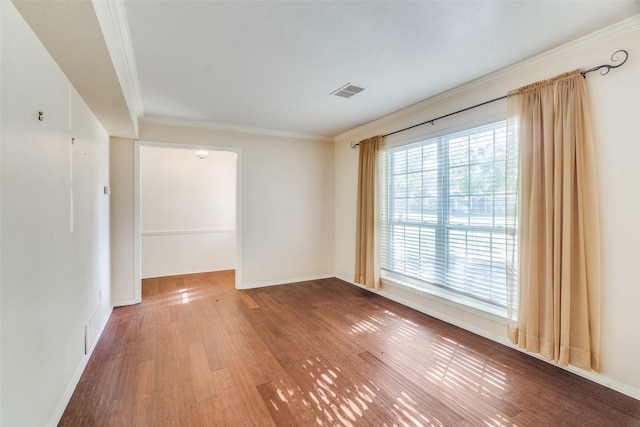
[189,342,218,402]
[201,367,254,426]
[292,352,384,426]
[59,272,640,426]
[256,381,309,427]
[234,313,270,355]
[133,359,155,426]
[224,349,277,426]
[360,334,526,423]
[238,289,260,309]
[357,350,465,426]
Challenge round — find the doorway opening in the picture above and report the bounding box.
[134,142,241,302]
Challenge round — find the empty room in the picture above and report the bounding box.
[1,0,640,426]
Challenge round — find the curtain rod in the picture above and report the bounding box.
[351,49,628,148]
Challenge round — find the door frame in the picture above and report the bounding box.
[133,140,242,302]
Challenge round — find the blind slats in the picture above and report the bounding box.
[381,121,514,309]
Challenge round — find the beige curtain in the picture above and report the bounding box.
[506,70,601,371]
[355,136,382,289]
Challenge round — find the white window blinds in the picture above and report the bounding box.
[380,121,516,311]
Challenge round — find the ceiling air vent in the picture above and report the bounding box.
[330,83,366,98]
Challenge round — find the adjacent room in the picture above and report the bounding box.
[139,145,238,280]
[2,1,640,426]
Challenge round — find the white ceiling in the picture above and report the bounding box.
[122,1,639,138]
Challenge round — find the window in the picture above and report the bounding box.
[380,121,516,313]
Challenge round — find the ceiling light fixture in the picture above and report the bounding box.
[195,150,208,159]
[330,83,366,98]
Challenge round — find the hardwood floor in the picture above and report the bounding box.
[59,271,640,426]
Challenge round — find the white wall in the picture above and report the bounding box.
[110,137,137,305]
[1,2,112,425]
[335,19,640,398]
[110,123,334,301]
[140,146,237,278]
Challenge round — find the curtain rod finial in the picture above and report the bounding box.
[581,49,628,77]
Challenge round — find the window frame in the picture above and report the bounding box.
[380,120,513,319]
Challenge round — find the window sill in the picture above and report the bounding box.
[380,275,508,325]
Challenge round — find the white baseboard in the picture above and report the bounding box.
[334,274,640,402]
[46,306,114,427]
[113,299,138,307]
[238,273,334,290]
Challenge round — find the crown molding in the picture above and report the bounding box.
[335,14,640,142]
[109,0,144,118]
[465,13,640,90]
[141,115,334,142]
[94,0,144,122]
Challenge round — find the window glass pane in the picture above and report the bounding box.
[423,143,438,169]
[470,130,494,163]
[408,199,421,222]
[422,197,437,222]
[393,151,406,175]
[449,196,469,225]
[469,163,492,195]
[393,174,407,197]
[449,166,469,195]
[449,136,468,166]
[407,172,422,198]
[423,170,438,197]
[393,198,407,221]
[407,146,422,172]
